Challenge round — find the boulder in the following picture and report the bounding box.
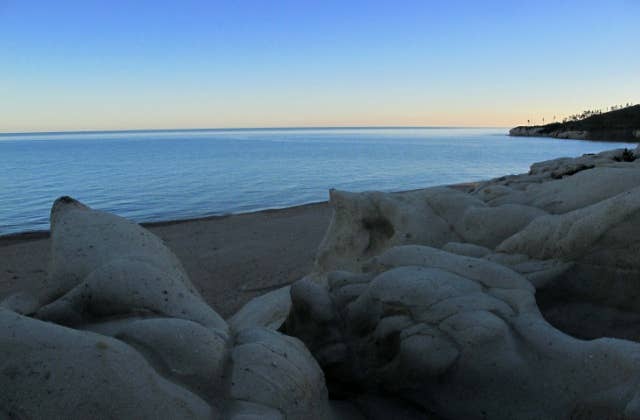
[1,197,333,420]
[45,197,198,304]
[0,308,213,419]
[229,327,331,419]
[39,196,227,332]
[229,285,292,331]
[35,258,227,330]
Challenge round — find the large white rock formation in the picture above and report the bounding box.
[279,146,640,419]
[286,245,640,419]
[315,147,640,309]
[1,197,330,420]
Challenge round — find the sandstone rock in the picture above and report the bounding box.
[442,241,491,258]
[0,291,39,315]
[315,189,458,272]
[229,327,331,419]
[518,166,640,214]
[35,258,227,330]
[285,247,640,419]
[38,197,229,334]
[453,203,545,248]
[229,285,291,331]
[45,197,198,305]
[363,245,534,291]
[497,185,640,260]
[107,318,228,399]
[223,400,284,419]
[0,308,213,419]
[316,153,640,310]
[1,197,333,419]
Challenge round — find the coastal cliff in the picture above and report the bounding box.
[510,104,640,141]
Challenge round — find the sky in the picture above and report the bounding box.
[1,0,639,132]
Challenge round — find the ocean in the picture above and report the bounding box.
[1,127,636,236]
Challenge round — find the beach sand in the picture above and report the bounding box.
[0,201,332,318]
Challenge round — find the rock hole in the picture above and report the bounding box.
[537,285,640,342]
[362,217,395,253]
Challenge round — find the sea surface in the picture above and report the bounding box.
[1,127,637,236]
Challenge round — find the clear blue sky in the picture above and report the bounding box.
[1,0,638,131]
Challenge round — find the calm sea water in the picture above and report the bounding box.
[0,127,636,235]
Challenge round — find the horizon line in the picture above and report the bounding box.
[0,125,510,136]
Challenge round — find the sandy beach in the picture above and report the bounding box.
[0,201,331,318]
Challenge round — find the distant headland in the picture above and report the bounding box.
[510,104,640,141]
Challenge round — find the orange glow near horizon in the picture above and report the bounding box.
[2,100,637,134]
[1,1,638,133]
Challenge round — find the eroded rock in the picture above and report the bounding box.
[0,308,213,419]
[285,246,640,419]
[0,197,330,419]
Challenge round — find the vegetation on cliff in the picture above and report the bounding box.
[510,104,640,141]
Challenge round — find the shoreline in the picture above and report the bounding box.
[0,201,329,244]
[1,182,480,243]
[509,127,640,142]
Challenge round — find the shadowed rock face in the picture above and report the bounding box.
[4,146,640,419]
[0,308,214,419]
[0,197,330,420]
[285,246,640,419]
